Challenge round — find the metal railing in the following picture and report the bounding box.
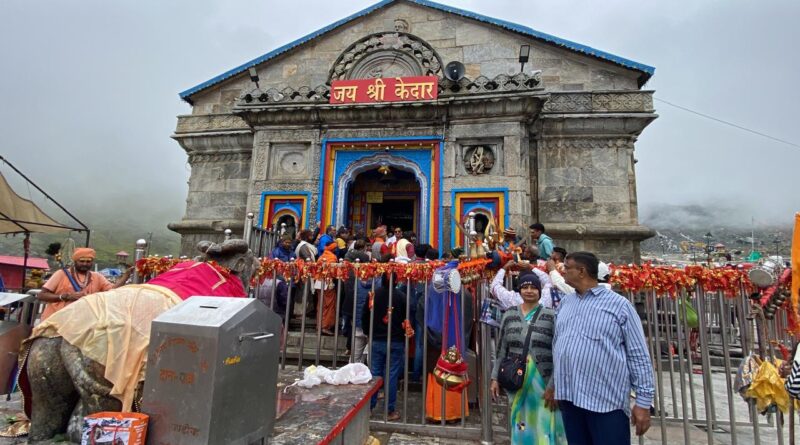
[627,285,794,445]
[128,222,793,444]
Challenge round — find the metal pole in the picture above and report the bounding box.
[385,272,394,422]
[650,291,668,445]
[280,277,293,370]
[315,285,323,366]
[368,277,376,369]
[674,294,691,444]
[403,278,411,423]
[420,276,430,426]
[479,280,493,445]
[441,292,447,427]
[132,239,147,284]
[695,286,716,442]
[718,292,738,445]
[643,292,660,416]
[663,296,678,416]
[298,277,310,370]
[351,261,360,364]
[244,213,254,247]
[682,289,698,420]
[332,263,343,369]
[461,283,467,426]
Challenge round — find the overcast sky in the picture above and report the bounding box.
[1,0,798,231]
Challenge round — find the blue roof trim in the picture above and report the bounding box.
[179,0,654,102]
[411,0,655,76]
[178,0,395,102]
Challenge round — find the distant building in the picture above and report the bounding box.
[169,0,657,262]
[0,256,50,291]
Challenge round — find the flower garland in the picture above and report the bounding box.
[610,263,756,296]
[253,259,449,284]
[136,256,786,304]
[135,258,233,280]
[135,257,181,277]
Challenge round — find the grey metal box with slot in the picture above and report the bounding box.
[141,296,281,445]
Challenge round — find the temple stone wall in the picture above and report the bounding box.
[187,1,639,114]
[171,2,656,262]
[444,120,532,243]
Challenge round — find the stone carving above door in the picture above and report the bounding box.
[328,32,443,82]
[463,145,496,175]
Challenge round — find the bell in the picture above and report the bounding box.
[433,346,470,392]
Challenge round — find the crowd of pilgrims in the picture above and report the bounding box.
[255,223,623,439]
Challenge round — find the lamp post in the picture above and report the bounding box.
[518,45,530,73]
[703,232,713,264]
[772,236,781,257]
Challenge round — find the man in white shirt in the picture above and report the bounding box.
[386,227,401,246]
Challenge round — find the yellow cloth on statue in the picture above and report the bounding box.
[31,284,182,411]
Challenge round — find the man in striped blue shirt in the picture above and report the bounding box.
[551,252,654,444]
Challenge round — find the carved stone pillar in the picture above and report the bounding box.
[169,115,254,255]
[534,91,657,263]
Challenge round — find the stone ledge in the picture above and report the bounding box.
[168,219,244,235]
[543,223,655,241]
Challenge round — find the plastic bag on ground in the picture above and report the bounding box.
[295,365,333,388]
[324,363,372,385]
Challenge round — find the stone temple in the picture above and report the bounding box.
[169,0,657,262]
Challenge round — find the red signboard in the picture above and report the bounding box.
[329,76,438,104]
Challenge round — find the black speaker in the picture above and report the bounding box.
[444,61,466,81]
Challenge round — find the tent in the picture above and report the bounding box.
[0,155,89,290]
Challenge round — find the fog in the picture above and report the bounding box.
[1,0,798,234]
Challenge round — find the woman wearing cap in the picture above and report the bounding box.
[490,271,566,444]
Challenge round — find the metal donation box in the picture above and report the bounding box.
[142,296,282,445]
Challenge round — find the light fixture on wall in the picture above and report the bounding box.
[377,163,397,185]
[519,45,531,73]
[248,67,260,89]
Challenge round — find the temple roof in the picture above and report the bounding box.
[179,0,655,103]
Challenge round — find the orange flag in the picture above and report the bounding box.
[792,212,800,317]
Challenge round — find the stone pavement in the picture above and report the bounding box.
[0,369,796,444]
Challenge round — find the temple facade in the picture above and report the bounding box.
[169,0,657,262]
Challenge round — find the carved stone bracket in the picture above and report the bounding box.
[542,91,654,113]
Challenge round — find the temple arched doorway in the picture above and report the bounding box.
[346,166,421,235]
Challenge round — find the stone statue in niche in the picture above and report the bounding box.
[463,146,495,175]
[394,19,409,33]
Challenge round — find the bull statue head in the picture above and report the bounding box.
[195,239,259,292]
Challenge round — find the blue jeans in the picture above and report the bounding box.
[411,327,424,381]
[559,401,630,445]
[370,340,405,413]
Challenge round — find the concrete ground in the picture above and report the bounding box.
[0,370,796,444]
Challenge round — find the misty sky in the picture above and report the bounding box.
[1,0,798,230]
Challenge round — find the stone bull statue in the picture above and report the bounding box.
[22,239,260,443]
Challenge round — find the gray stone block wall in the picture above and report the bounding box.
[170,3,656,261]
[187,1,641,114]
